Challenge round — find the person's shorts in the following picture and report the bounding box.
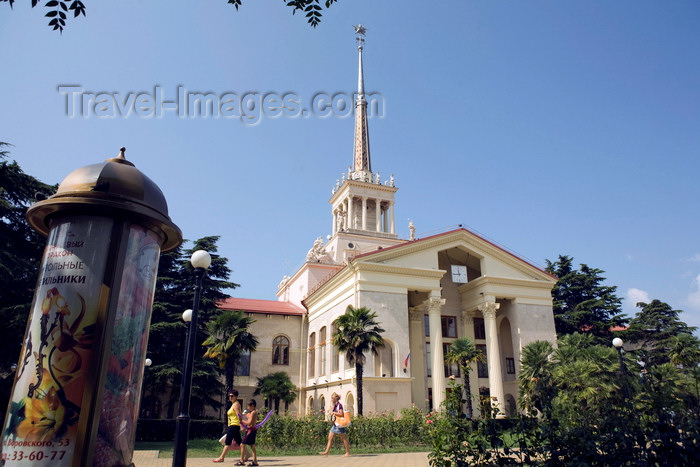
[242,428,257,445]
[225,425,242,445]
[330,425,346,434]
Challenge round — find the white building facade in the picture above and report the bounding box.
[219,31,557,417]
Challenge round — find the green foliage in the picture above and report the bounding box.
[202,308,258,394]
[254,406,428,450]
[142,236,236,418]
[428,334,700,465]
[515,334,700,465]
[444,337,483,418]
[333,305,385,415]
[545,254,627,344]
[624,299,697,366]
[0,143,56,423]
[4,0,340,33]
[427,380,529,466]
[254,371,297,414]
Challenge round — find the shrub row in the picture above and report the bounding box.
[136,406,429,449]
[255,406,429,449]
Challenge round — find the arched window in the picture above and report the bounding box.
[319,326,327,376]
[331,321,340,372]
[309,332,316,378]
[272,335,290,365]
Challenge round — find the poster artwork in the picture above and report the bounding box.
[1,217,113,465]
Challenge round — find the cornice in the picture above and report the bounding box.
[353,261,446,279]
[459,275,555,292]
[329,180,398,204]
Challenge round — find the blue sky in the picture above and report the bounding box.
[2,1,699,332]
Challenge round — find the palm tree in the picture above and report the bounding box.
[518,340,556,418]
[333,305,385,416]
[254,371,297,414]
[203,309,258,393]
[445,337,483,418]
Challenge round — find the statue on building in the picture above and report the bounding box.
[375,172,380,184]
[408,219,416,241]
[277,275,291,290]
[337,210,346,231]
[390,174,395,187]
[306,236,327,262]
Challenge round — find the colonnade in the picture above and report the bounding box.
[409,295,504,414]
[332,195,395,235]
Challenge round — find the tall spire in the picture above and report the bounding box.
[352,24,371,178]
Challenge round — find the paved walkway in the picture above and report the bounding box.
[132,450,429,466]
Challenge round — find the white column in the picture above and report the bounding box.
[361,196,367,230]
[383,203,388,232]
[408,307,425,407]
[347,196,354,230]
[427,295,446,409]
[478,300,504,417]
[390,201,395,234]
[375,199,382,232]
[332,209,337,235]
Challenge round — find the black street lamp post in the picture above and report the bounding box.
[173,250,211,467]
[613,337,631,399]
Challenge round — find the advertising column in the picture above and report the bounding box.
[1,148,182,466]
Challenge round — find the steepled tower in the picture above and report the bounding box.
[352,26,371,181]
[326,25,401,263]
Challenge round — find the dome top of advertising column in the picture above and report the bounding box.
[27,147,183,251]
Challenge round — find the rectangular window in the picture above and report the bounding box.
[426,343,431,377]
[235,349,251,376]
[426,315,458,338]
[477,344,488,378]
[441,316,457,338]
[506,357,516,374]
[474,318,485,340]
[443,343,460,378]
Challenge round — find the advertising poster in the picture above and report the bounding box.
[94,225,160,466]
[1,217,114,465]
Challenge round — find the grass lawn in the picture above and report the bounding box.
[135,440,429,458]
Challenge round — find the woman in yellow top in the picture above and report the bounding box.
[213,390,246,464]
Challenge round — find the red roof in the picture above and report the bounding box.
[218,297,306,316]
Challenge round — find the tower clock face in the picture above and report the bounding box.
[451,265,468,283]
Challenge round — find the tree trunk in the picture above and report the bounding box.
[225,360,236,394]
[464,370,473,418]
[356,362,363,416]
[274,397,280,414]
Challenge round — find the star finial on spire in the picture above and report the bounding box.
[353,24,367,36]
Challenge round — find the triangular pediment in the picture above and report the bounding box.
[351,228,555,284]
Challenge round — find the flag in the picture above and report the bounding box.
[403,352,410,368]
